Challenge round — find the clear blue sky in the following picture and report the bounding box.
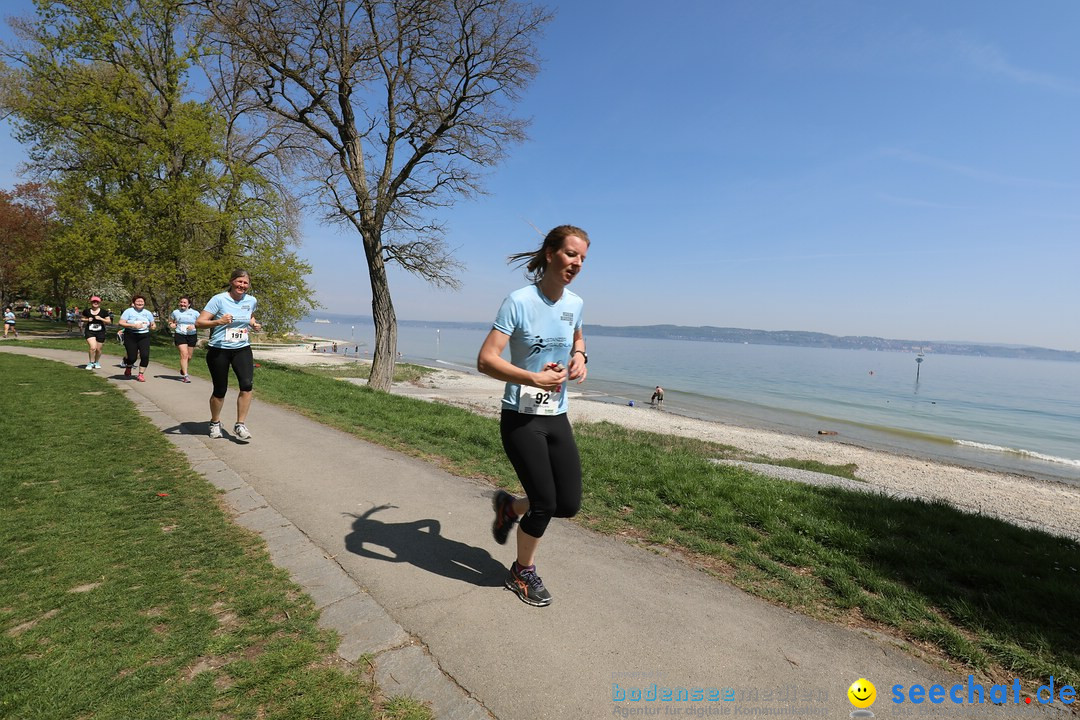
[3,1,1078,350]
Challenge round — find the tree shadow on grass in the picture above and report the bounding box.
[344,504,505,587]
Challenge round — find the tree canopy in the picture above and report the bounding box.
[0,183,55,308]
[201,0,551,389]
[0,0,316,327]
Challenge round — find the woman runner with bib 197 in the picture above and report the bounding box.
[196,270,261,440]
[477,225,589,607]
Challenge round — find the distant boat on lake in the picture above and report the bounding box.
[314,319,331,324]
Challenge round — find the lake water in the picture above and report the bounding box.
[296,318,1080,485]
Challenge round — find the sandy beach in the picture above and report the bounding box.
[254,343,1080,543]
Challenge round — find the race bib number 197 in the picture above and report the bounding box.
[517,385,557,415]
[225,327,249,343]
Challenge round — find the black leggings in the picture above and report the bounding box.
[206,345,254,398]
[500,410,582,538]
[123,332,151,369]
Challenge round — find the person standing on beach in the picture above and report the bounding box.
[651,386,664,407]
[169,296,200,383]
[196,269,261,440]
[81,296,112,368]
[3,306,17,339]
[118,295,156,381]
[477,225,590,607]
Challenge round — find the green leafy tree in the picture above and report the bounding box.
[201,0,551,390]
[0,0,316,330]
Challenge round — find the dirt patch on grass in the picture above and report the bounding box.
[7,609,59,636]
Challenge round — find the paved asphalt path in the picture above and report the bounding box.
[2,345,1061,719]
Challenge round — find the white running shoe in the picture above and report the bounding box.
[234,423,252,440]
[209,422,223,439]
[86,363,95,370]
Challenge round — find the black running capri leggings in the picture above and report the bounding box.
[500,409,582,538]
[123,331,151,369]
[206,345,254,398]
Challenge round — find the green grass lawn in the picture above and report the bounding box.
[7,336,1079,695]
[249,361,1080,692]
[0,353,431,720]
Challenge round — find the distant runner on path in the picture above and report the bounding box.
[81,296,112,368]
[196,269,261,441]
[169,296,199,383]
[477,225,590,608]
[3,306,17,339]
[118,295,156,381]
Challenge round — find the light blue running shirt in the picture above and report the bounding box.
[204,292,258,349]
[493,284,583,415]
[120,308,155,334]
[171,308,200,335]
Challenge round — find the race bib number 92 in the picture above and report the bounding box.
[517,384,557,415]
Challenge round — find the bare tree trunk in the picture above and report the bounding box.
[366,243,397,391]
[198,0,547,372]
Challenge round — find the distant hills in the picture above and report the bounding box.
[584,324,1080,362]
[308,313,1080,362]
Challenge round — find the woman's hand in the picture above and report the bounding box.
[568,354,588,383]
[533,362,567,391]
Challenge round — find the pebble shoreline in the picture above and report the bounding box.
[254,346,1080,543]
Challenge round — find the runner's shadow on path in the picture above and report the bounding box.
[344,504,505,587]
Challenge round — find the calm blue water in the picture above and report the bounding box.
[296,319,1080,485]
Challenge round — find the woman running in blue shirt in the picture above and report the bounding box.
[118,295,157,381]
[196,270,261,440]
[3,306,17,339]
[477,225,590,607]
[169,296,200,383]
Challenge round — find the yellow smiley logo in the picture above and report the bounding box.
[848,678,876,709]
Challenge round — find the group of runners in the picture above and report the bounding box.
[20,224,594,608]
[77,269,261,440]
